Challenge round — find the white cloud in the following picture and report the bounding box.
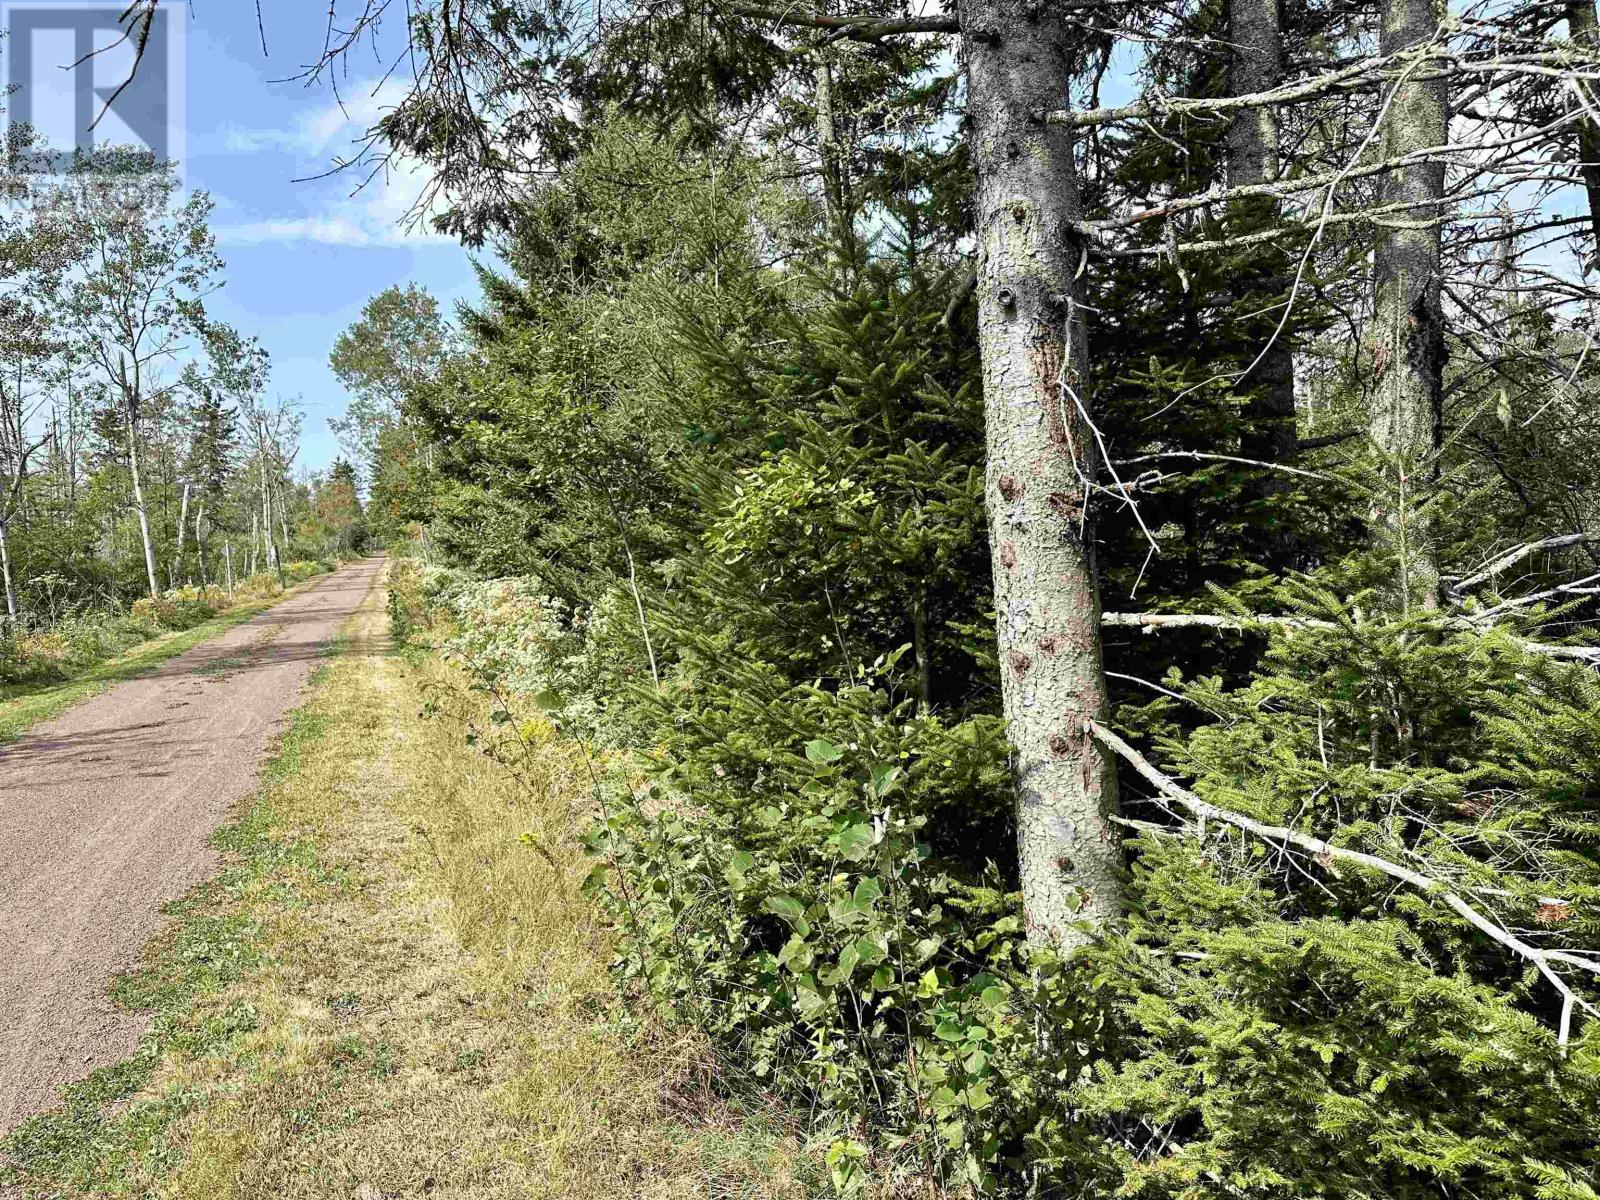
[213,216,386,247]
[224,78,411,158]
[214,80,454,248]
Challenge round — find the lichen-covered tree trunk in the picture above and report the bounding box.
[1228,0,1303,571]
[813,55,849,232]
[958,0,1121,949]
[1566,0,1600,258]
[1368,0,1448,611]
[1227,0,1299,482]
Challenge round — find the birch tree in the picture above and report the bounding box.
[54,153,224,599]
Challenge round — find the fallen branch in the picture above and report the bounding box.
[1102,611,1600,665]
[1470,572,1600,621]
[726,3,959,37]
[1295,429,1360,453]
[937,263,979,330]
[1522,643,1600,664]
[1086,719,1600,1045]
[1045,50,1392,128]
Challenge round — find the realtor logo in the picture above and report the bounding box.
[3,1,186,175]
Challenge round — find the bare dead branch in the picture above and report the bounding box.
[1087,719,1600,1045]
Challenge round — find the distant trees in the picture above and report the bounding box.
[0,149,360,621]
[328,284,452,538]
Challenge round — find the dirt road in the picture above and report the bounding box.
[0,557,384,1135]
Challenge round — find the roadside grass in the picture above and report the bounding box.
[0,584,320,745]
[1,569,826,1199]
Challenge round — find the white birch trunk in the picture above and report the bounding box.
[0,518,16,621]
[173,481,191,586]
[125,410,161,599]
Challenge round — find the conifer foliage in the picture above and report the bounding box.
[334,0,1600,1192]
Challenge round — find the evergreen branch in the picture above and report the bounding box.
[1087,720,1600,1045]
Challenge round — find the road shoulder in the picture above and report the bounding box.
[2,564,822,1200]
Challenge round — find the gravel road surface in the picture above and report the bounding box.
[0,556,383,1135]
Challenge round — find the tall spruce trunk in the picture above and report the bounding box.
[1368,0,1448,612]
[814,56,851,234]
[958,0,1122,948]
[1567,0,1600,260]
[1228,0,1301,563]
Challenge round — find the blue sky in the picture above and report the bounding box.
[36,1,484,472]
[188,2,482,471]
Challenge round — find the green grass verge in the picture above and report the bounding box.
[0,582,324,746]
[0,659,344,1197]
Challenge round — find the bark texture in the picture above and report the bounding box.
[1227,0,1300,561]
[1568,0,1600,260]
[1368,0,1448,611]
[814,56,850,230]
[958,0,1121,949]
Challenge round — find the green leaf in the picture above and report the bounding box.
[805,738,843,764]
[762,894,808,929]
[867,763,901,799]
[835,822,875,861]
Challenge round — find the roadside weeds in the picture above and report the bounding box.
[1,567,824,1199]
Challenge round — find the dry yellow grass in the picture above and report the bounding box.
[9,566,825,1199]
